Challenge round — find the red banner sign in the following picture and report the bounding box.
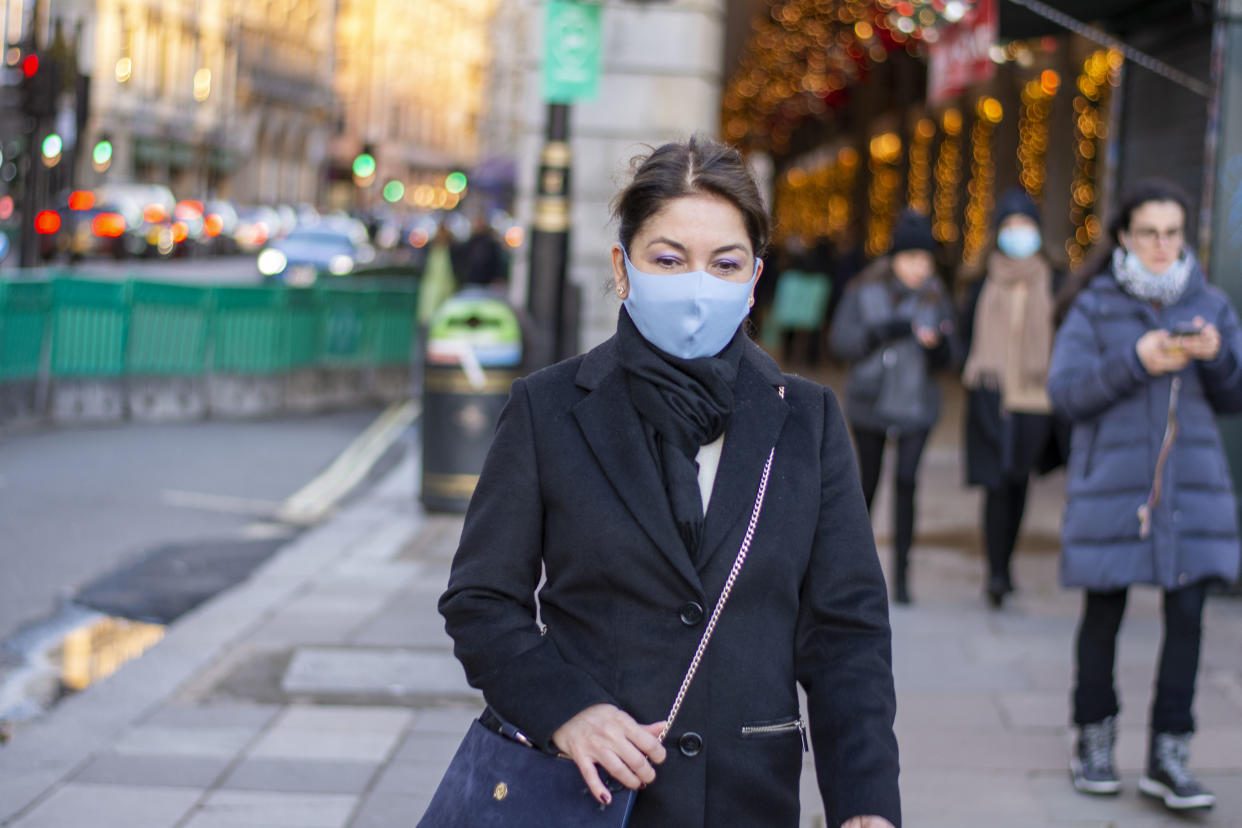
[927,0,998,107]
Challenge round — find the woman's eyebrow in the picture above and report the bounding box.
[643,237,748,256]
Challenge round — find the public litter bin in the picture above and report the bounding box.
[420,292,523,512]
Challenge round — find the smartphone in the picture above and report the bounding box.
[1170,320,1201,338]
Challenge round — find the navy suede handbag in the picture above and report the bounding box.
[418,395,779,827]
[415,716,637,827]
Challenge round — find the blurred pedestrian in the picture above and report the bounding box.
[829,209,958,605]
[1049,178,1242,812]
[416,224,458,331]
[453,211,509,289]
[960,188,1060,608]
[438,136,900,828]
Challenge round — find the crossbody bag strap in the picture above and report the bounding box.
[657,385,784,743]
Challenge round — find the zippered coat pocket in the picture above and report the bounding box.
[740,716,809,752]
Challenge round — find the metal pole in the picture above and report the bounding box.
[527,102,571,367]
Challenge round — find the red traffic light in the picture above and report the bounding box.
[21,54,38,78]
[34,210,61,235]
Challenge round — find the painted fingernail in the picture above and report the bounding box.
[600,791,612,806]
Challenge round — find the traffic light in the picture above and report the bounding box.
[19,51,60,119]
[92,137,113,172]
[352,146,376,185]
[41,133,62,167]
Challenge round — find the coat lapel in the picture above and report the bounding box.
[571,340,704,594]
[698,344,789,566]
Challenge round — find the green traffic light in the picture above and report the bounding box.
[92,140,113,166]
[382,181,405,203]
[353,153,376,179]
[42,134,62,159]
[445,171,467,194]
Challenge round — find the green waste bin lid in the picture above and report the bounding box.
[427,293,522,367]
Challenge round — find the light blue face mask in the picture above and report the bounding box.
[621,249,758,360]
[997,225,1042,259]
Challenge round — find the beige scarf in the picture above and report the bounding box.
[961,251,1054,414]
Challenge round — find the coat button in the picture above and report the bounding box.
[679,601,704,626]
[678,731,703,757]
[1179,572,1189,585]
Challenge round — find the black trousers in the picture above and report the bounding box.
[853,426,930,567]
[1072,582,1209,734]
[984,480,1028,584]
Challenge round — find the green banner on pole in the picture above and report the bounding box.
[542,1,602,103]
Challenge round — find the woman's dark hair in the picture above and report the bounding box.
[611,135,770,258]
[1054,177,1193,323]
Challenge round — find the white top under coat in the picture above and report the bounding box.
[695,434,725,515]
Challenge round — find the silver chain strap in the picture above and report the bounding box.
[657,386,782,743]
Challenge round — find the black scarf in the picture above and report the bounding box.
[615,307,744,563]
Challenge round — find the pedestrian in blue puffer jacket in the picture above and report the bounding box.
[1048,179,1242,813]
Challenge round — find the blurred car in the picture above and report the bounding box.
[256,227,375,285]
[203,200,240,254]
[234,205,281,253]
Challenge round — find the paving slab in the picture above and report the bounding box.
[183,790,357,827]
[8,783,201,828]
[71,752,233,788]
[279,646,476,700]
[219,758,380,794]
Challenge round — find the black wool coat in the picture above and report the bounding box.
[439,335,901,828]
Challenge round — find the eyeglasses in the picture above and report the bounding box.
[1130,226,1184,246]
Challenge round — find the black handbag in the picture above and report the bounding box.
[417,389,783,827]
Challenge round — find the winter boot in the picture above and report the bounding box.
[892,548,911,605]
[1139,731,1215,810]
[1070,716,1121,795]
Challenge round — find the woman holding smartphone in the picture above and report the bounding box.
[1049,179,1242,812]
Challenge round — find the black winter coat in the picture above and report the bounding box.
[439,335,901,828]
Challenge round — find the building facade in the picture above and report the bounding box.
[328,0,499,211]
[12,0,336,203]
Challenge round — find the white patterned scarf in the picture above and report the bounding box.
[1111,247,1193,306]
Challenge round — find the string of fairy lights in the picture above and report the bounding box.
[962,96,1002,264]
[1067,48,1123,267]
[1018,70,1061,200]
[906,117,936,213]
[866,132,903,255]
[747,1,1124,260]
[932,107,963,244]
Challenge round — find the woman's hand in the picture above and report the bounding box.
[1176,316,1222,361]
[1136,329,1190,375]
[841,816,897,828]
[551,703,667,806]
[915,326,941,349]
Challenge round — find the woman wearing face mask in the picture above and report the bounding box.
[438,137,900,828]
[1049,179,1242,812]
[829,209,958,605]
[960,189,1060,608]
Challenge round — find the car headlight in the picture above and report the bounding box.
[328,254,354,275]
[257,248,287,276]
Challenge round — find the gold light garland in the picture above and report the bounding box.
[866,132,903,256]
[933,107,963,244]
[1066,48,1122,267]
[962,96,1002,265]
[723,0,939,153]
[1018,70,1058,201]
[773,146,859,244]
[907,117,936,213]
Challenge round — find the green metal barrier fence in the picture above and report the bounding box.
[0,281,51,382]
[128,281,212,376]
[0,276,419,421]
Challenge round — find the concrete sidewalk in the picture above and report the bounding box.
[2,435,1241,827]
